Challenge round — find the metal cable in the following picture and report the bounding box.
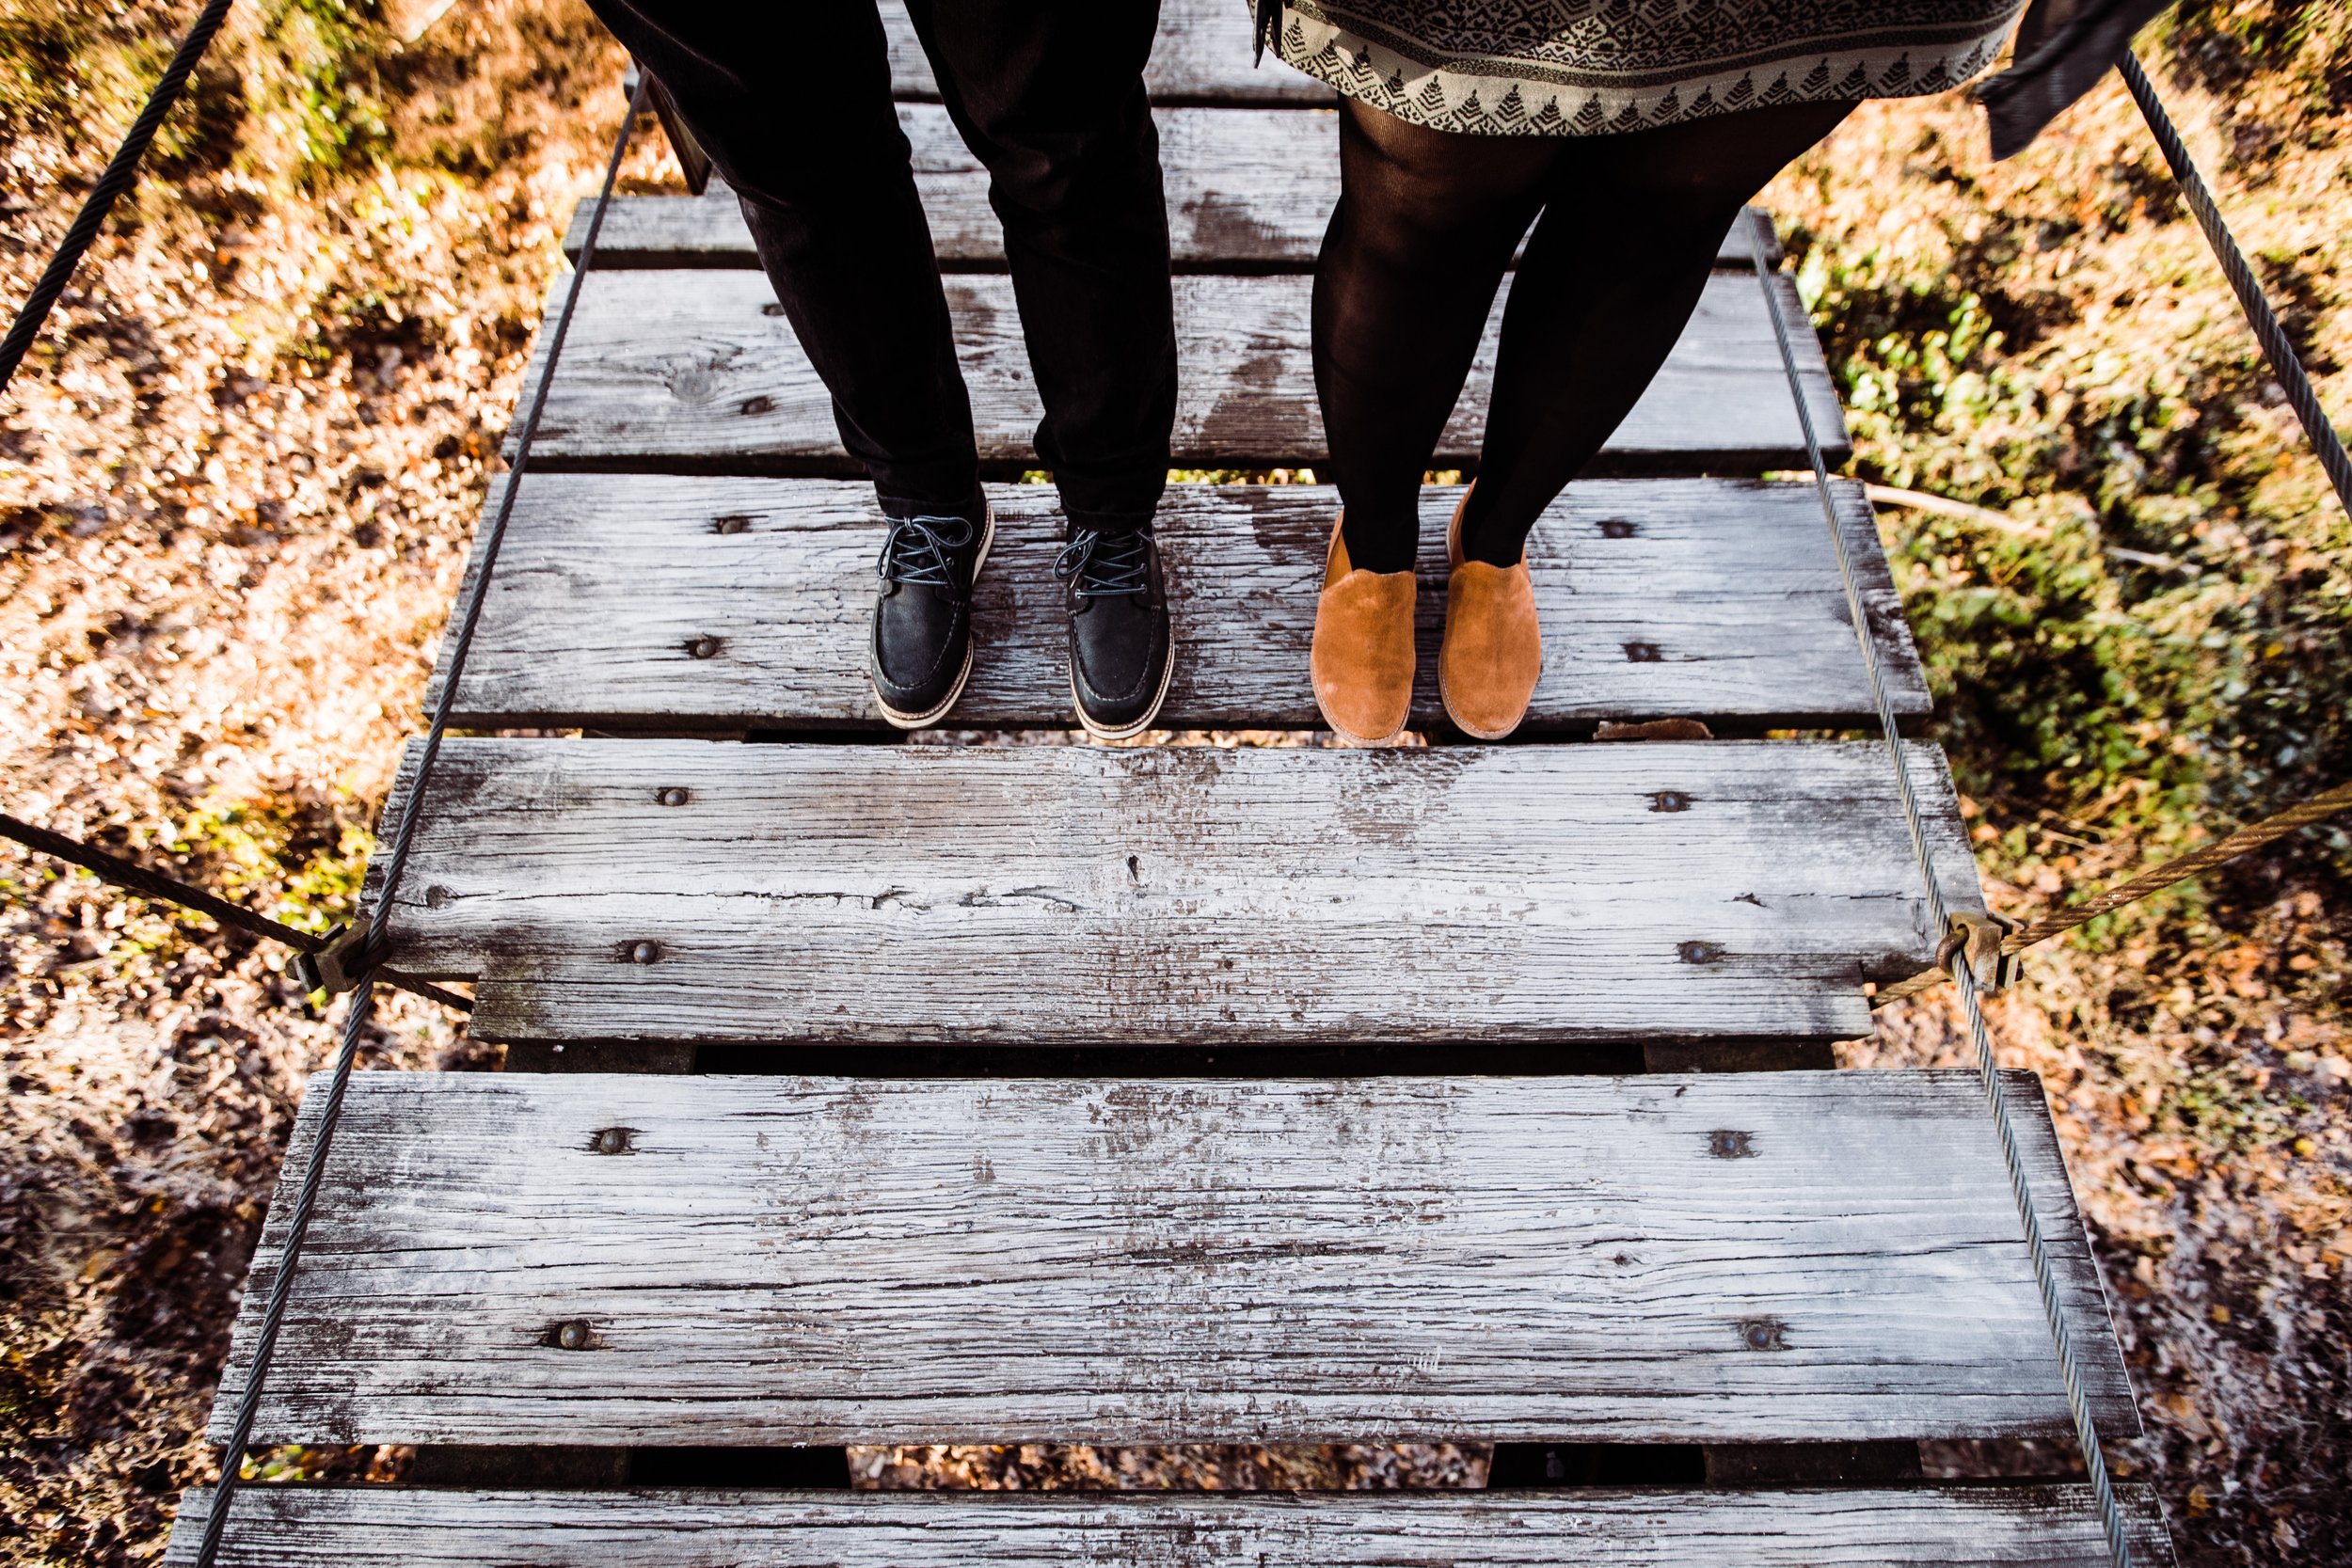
[190,78,646,1568]
[1874,57,2352,1014]
[1743,210,2136,1568]
[0,812,472,1012]
[1873,777,2352,1006]
[0,0,238,397]
[2121,51,2352,519]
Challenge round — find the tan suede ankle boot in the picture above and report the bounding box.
[1310,515,1416,746]
[1439,485,1542,740]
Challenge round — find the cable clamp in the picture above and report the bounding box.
[1935,911,2024,994]
[289,913,373,997]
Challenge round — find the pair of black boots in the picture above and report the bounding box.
[869,502,1173,740]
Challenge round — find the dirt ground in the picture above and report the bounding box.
[1,2,2345,1564]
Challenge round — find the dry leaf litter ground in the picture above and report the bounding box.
[0,1,2344,1563]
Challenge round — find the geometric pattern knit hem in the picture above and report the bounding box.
[1264,0,2024,136]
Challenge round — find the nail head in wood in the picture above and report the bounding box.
[628,941,660,965]
[1677,941,1724,964]
[657,786,691,807]
[552,1319,593,1351]
[1740,1318,1788,1351]
[1650,790,1691,813]
[711,514,752,534]
[591,1126,634,1155]
[686,636,723,659]
[1707,1129,1755,1159]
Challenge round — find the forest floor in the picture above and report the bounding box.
[1,2,2345,1564]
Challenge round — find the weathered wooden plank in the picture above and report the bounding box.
[168,1485,2177,1568]
[513,271,1847,473]
[206,1069,2134,1448]
[360,739,1980,1046]
[564,107,1777,272]
[426,478,1927,735]
[882,0,1330,105]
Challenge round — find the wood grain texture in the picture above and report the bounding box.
[206,1069,2134,1447]
[360,739,1981,1046]
[425,478,1928,734]
[512,271,1848,473]
[882,0,1331,105]
[167,1484,2176,1567]
[564,107,1778,272]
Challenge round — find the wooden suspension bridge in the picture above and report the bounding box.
[171,6,2171,1562]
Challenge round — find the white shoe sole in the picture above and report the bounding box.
[1073,628,1176,742]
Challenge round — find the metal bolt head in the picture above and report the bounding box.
[1677,940,1723,965]
[593,1126,632,1155]
[687,635,723,659]
[1650,790,1691,813]
[658,786,691,808]
[629,941,660,965]
[1708,1129,1755,1159]
[554,1319,592,1351]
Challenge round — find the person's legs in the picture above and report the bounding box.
[1453,100,1856,567]
[908,0,1176,532]
[911,0,1179,737]
[583,0,981,519]
[1316,102,1562,574]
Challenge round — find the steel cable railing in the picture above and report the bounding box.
[186,75,648,1568]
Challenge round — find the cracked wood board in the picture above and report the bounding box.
[508,271,1847,473]
[564,107,1778,272]
[426,478,1927,734]
[168,1485,2176,1567]
[205,1069,2133,1447]
[360,739,1980,1046]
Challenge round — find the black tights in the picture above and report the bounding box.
[1318,99,1856,573]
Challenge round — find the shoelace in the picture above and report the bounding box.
[878,514,976,589]
[1055,528,1153,600]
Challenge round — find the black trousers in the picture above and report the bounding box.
[584,0,1179,531]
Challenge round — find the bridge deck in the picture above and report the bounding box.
[183,7,2162,1564]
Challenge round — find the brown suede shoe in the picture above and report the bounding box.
[1310,515,1417,746]
[1439,486,1543,740]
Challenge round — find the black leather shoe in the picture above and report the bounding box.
[1055,523,1172,739]
[870,503,993,728]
